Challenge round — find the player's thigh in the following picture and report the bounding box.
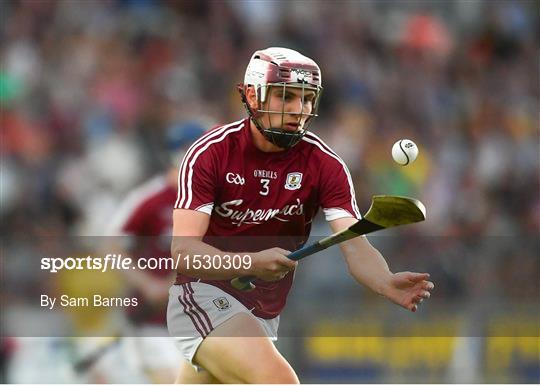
[175,360,219,384]
[194,313,299,384]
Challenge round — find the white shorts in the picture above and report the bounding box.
[167,282,279,369]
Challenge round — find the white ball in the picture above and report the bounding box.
[392,139,418,166]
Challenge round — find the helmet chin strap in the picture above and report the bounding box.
[237,84,306,150]
[261,127,305,149]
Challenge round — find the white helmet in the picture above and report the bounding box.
[238,47,323,149]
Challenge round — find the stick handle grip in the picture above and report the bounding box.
[287,242,326,261]
[230,241,327,291]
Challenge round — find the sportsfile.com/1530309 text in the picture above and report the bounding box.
[40,254,252,273]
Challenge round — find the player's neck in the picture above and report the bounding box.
[249,120,286,153]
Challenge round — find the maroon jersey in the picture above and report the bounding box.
[108,175,177,324]
[110,175,176,252]
[175,118,361,318]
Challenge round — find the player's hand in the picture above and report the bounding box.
[250,247,297,282]
[383,272,434,312]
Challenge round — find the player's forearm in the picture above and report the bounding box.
[340,237,393,296]
[171,237,252,280]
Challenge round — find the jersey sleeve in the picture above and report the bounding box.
[319,155,362,221]
[174,145,217,215]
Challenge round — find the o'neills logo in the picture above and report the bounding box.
[214,199,304,226]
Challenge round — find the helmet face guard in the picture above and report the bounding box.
[239,47,323,149]
[239,82,322,149]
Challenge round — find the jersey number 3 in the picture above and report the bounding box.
[259,179,270,196]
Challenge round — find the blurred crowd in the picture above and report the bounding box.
[1,0,539,382]
[2,0,538,288]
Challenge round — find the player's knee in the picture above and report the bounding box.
[247,360,299,384]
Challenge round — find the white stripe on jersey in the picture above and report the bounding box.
[302,132,362,219]
[184,125,244,208]
[323,207,355,222]
[195,203,214,215]
[176,119,244,208]
[176,120,244,209]
[107,175,168,236]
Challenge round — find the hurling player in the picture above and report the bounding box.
[168,47,434,383]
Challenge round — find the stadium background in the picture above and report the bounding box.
[1,0,538,383]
